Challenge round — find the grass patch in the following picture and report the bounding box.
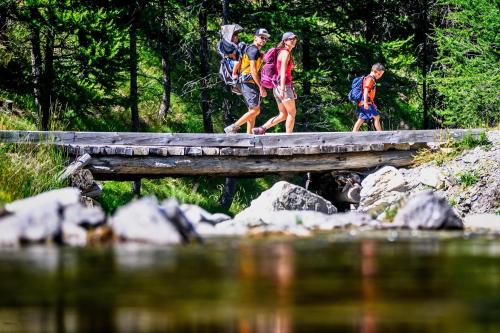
[457,171,479,187]
[413,131,490,166]
[0,143,66,204]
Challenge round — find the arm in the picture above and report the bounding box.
[363,86,370,109]
[250,60,267,97]
[232,61,241,79]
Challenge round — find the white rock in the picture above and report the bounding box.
[110,197,182,245]
[235,181,336,224]
[360,166,407,206]
[0,217,21,246]
[180,204,231,225]
[63,204,106,227]
[464,214,500,231]
[419,166,445,189]
[5,188,80,214]
[61,222,87,246]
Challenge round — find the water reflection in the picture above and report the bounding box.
[0,236,500,332]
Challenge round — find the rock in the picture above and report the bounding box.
[161,199,200,243]
[213,220,249,236]
[419,166,445,189]
[361,191,406,219]
[5,188,80,214]
[18,202,61,242]
[234,210,378,235]
[463,214,500,232]
[110,197,182,245]
[180,204,231,225]
[393,191,463,230]
[235,181,336,224]
[61,222,87,246]
[0,217,21,246]
[360,166,407,207]
[63,204,106,228]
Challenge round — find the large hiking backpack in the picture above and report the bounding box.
[348,76,365,104]
[260,47,280,89]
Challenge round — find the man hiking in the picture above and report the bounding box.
[224,28,270,134]
[352,63,385,132]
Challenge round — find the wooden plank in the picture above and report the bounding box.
[87,150,416,179]
[58,153,92,182]
[0,129,485,148]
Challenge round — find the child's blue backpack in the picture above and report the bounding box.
[348,76,364,104]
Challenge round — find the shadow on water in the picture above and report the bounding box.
[0,232,500,332]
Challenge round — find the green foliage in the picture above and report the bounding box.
[431,0,500,127]
[457,170,479,187]
[0,143,65,204]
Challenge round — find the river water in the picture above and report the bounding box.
[1,231,499,332]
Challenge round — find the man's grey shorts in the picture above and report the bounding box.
[273,84,297,104]
[241,83,261,108]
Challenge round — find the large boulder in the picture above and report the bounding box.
[110,197,183,245]
[359,166,407,218]
[235,181,336,224]
[393,191,463,230]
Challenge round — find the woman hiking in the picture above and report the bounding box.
[253,32,298,135]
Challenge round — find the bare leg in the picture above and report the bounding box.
[283,100,297,133]
[373,115,382,131]
[261,102,287,130]
[234,107,260,132]
[352,118,365,132]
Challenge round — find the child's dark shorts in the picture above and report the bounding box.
[356,104,379,120]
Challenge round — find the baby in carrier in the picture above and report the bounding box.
[217,24,246,91]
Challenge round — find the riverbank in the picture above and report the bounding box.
[0,131,498,247]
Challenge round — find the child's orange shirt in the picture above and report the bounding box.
[358,75,376,106]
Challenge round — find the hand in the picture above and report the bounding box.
[260,87,267,97]
[279,87,285,99]
[363,103,369,110]
[232,73,238,80]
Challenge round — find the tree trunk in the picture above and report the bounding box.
[42,26,54,130]
[129,9,139,132]
[422,0,429,129]
[364,0,374,42]
[158,0,171,117]
[301,27,312,130]
[199,0,213,133]
[30,9,43,128]
[219,0,237,210]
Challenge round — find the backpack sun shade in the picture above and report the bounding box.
[217,24,244,95]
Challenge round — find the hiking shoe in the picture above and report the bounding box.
[252,126,266,135]
[224,124,240,134]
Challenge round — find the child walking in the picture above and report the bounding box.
[352,63,385,132]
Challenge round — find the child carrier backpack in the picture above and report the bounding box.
[216,24,244,94]
[260,47,280,89]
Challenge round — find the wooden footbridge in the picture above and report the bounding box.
[0,129,483,180]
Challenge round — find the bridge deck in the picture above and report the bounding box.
[0,129,483,179]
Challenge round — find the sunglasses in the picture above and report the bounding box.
[259,36,268,41]
[287,37,298,41]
